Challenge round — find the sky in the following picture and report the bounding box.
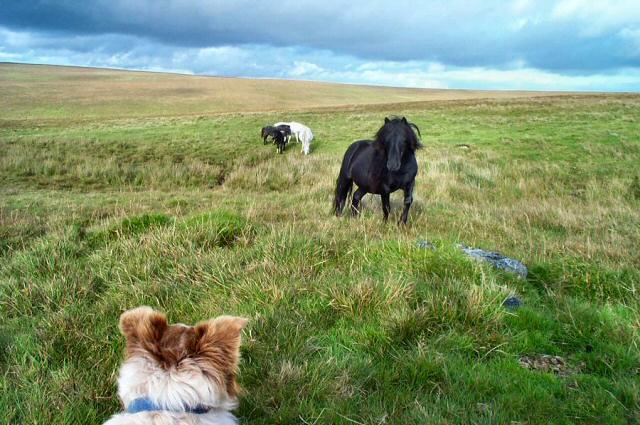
[1,0,640,91]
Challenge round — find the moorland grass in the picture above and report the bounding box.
[1,65,639,424]
[0,63,561,121]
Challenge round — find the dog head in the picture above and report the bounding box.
[116,306,248,413]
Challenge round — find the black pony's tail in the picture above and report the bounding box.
[334,172,352,216]
[334,146,357,216]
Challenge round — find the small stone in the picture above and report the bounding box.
[476,403,490,413]
[416,240,436,250]
[502,296,522,309]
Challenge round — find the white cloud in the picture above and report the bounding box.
[289,61,325,77]
[510,18,529,31]
[1,25,639,91]
[511,0,532,14]
[619,27,640,57]
[551,0,640,37]
[551,0,584,19]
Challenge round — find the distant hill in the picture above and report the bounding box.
[1,62,567,120]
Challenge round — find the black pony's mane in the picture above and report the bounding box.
[374,116,423,151]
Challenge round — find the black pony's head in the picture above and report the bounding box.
[374,117,422,171]
[261,126,276,138]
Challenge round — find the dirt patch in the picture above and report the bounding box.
[519,355,584,377]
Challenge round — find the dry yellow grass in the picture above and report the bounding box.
[1,62,570,121]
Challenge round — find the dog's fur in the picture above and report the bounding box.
[104,306,248,425]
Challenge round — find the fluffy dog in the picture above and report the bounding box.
[104,306,248,425]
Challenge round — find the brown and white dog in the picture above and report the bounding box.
[104,306,248,425]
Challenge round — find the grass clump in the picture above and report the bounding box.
[178,210,255,249]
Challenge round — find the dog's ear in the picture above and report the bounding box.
[119,306,168,344]
[384,117,390,124]
[194,316,248,357]
[194,316,248,394]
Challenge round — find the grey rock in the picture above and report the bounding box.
[416,240,436,250]
[458,244,528,278]
[502,296,523,309]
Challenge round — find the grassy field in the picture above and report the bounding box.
[1,63,639,424]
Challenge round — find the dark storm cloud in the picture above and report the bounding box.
[2,0,639,72]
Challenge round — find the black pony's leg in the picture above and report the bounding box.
[400,180,415,224]
[381,192,391,222]
[351,187,366,217]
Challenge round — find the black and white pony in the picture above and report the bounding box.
[334,117,422,224]
[274,122,313,154]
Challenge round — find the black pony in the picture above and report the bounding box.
[334,117,422,224]
[261,126,278,144]
[261,125,290,154]
[275,124,292,143]
[273,130,287,154]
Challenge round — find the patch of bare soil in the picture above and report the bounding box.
[519,355,585,377]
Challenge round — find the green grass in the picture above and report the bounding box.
[1,64,639,424]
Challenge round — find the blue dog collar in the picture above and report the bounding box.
[127,397,210,414]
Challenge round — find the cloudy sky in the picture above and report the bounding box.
[2,0,640,91]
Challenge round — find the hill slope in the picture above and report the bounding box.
[1,62,564,120]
